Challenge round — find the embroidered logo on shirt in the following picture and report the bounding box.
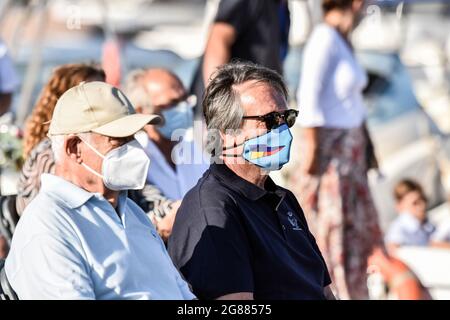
[287,212,302,231]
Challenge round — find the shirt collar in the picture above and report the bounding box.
[40,174,94,209]
[209,163,285,204]
[40,174,130,210]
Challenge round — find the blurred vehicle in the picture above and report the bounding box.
[283,46,450,232]
[353,0,450,134]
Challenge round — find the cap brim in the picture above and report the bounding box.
[91,114,162,138]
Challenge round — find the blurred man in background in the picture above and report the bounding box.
[124,68,209,239]
[191,0,290,115]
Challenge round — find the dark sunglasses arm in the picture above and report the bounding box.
[242,116,265,120]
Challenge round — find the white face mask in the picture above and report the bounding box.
[79,137,150,191]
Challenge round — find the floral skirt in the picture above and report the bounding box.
[288,126,383,300]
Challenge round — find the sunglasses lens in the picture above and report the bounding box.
[264,113,277,130]
[259,110,298,130]
[285,110,298,128]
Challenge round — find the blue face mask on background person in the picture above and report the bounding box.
[158,99,194,140]
[222,123,293,171]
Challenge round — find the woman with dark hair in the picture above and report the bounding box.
[288,0,383,299]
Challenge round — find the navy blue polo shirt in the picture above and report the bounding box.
[168,163,331,300]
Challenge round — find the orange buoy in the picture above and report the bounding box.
[368,248,431,300]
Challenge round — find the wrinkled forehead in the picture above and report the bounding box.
[235,80,287,115]
[145,71,184,93]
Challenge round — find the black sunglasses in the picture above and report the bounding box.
[242,109,299,130]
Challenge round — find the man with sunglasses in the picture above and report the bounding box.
[168,61,334,300]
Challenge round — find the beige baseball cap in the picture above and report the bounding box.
[48,81,162,137]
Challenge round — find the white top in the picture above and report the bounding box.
[385,213,436,247]
[431,218,450,243]
[136,134,210,200]
[5,174,195,300]
[297,24,368,129]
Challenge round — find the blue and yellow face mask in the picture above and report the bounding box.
[222,123,293,171]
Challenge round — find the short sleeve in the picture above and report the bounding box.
[214,0,250,37]
[6,234,95,300]
[297,26,337,128]
[170,205,254,300]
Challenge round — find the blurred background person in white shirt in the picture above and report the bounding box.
[124,68,209,240]
[287,0,383,300]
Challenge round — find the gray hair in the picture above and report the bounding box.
[123,68,153,112]
[203,61,288,155]
[50,132,92,163]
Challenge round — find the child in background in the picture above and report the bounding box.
[385,179,435,253]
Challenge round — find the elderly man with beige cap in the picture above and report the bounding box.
[4,81,196,300]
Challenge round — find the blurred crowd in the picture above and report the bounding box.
[0,0,450,300]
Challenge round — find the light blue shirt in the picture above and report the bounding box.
[385,213,436,247]
[136,134,209,200]
[5,174,195,300]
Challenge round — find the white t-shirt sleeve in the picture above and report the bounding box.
[0,41,19,93]
[297,26,337,128]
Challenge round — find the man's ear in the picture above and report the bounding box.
[65,135,82,164]
[219,130,232,149]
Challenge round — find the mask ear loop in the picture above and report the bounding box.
[77,135,106,159]
[222,140,245,157]
[220,126,277,157]
[76,135,106,179]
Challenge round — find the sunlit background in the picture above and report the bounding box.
[1,0,450,299]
